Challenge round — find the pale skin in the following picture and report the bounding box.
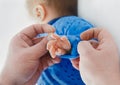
[32,2,72,58]
[0,24,60,85]
[47,34,71,58]
[0,25,120,85]
[1,0,119,85]
[71,28,120,85]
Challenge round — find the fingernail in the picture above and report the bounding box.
[47,26,55,33]
[47,33,53,40]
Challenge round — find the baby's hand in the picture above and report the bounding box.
[47,34,71,58]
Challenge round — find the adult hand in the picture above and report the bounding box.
[0,24,60,85]
[71,28,120,85]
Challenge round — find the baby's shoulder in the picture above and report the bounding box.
[53,16,93,29]
[55,16,91,25]
[53,16,93,35]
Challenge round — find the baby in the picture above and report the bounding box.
[26,0,93,85]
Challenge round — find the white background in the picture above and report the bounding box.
[78,0,120,49]
[0,0,34,72]
[0,0,120,72]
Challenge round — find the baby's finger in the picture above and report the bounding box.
[47,40,56,50]
[60,36,71,50]
[49,46,57,58]
[56,48,66,56]
[55,36,71,51]
[50,33,61,40]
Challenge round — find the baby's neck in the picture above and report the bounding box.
[42,14,62,24]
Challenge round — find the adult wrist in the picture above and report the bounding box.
[92,73,120,85]
[0,68,21,85]
[0,73,15,85]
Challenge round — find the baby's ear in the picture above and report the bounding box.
[33,5,46,21]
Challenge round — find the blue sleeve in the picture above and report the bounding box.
[52,16,94,59]
[59,18,94,59]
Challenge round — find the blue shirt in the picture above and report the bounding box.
[37,16,93,85]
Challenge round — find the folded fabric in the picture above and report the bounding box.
[37,16,94,85]
[51,16,93,59]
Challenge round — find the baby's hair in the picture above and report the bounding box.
[26,0,78,17]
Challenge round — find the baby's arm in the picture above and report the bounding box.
[47,33,71,58]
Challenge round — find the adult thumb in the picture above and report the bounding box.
[30,37,48,59]
[77,41,95,56]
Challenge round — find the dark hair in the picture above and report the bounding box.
[26,0,78,17]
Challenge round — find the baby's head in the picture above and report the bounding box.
[26,0,77,23]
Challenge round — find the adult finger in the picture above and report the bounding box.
[33,37,44,44]
[71,57,80,70]
[80,28,113,43]
[20,24,55,39]
[30,37,49,58]
[80,28,115,50]
[89,40,99,49]
[39,53,61,71]
[77,41,96,56]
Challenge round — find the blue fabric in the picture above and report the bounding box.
[52,16,93,59]
[37,16,93,85]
